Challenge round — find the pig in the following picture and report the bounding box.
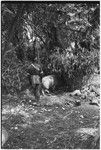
[42,75,57,95]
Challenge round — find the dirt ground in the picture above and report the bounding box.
[2,74,100,149]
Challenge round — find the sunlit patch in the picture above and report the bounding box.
[76,127,98,136]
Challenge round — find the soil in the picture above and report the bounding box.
[1,74,100,149]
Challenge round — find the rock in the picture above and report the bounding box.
[80,115,84,118]
[81,92,88,99]
[89,98,100,106]
[92,88,100,96]
[89,85,94,92]
[75,100,81,106]
[81,86,89,93]
[89,92,96,98]
[2,127,8,146]
[74,127,100,149]
[76,127,98,136]
[70,90,81,96]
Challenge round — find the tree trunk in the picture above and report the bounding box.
[2,4,25,62]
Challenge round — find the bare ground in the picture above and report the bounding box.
[2,74,100,149]
[2,90,100,149]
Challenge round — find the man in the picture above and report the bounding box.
[28,62,43,102]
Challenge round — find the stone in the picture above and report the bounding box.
[2,127,8,147]
[70,90,81,96]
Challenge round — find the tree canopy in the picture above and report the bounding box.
[2,2,100,94]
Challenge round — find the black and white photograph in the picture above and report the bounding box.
[1,1,100,149]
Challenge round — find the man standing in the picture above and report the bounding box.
[27,37,43,102]
[28,62,43,102]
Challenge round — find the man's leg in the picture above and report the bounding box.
[32,84,36,97]
[35,84,41,102]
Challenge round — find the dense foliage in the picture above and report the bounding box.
[2,2,100,94]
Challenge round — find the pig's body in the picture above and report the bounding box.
[42,75,57,95]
